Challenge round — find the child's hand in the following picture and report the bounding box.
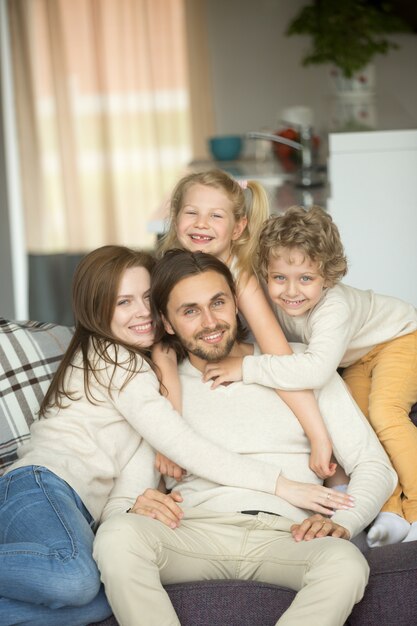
[309,437,337,480]
[151,342,178,365]
[155,452,186,481]
[202,356,244,389]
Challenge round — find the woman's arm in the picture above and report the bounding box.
[100,419,353,521]
[237,274,335,479]
[109,359,279,494]
[106,356,352,510]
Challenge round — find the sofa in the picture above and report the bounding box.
[1,317,417,626]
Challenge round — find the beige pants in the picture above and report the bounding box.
[94,508,369,626]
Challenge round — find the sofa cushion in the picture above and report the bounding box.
[0,318,73,475]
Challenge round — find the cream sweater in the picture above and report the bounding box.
[7,347,280,521]
[242,283,417,390]
[103,345,396,538]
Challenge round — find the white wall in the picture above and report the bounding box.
[206,0,417,139]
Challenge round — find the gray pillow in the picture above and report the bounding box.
[0,318,73,475]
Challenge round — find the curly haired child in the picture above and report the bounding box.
[206,205,417,547]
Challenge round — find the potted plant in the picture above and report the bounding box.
[286,0,409,78]
[286,0,410,130]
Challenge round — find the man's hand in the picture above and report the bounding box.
[275,475,355,515]
[155,452,186,480]
[291,513,350,542]
[202,356,244,389]
[128,489,184,529]
[309,437,337,480]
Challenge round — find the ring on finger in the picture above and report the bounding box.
[326,493,331,500]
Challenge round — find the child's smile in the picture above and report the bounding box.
[176,184,246,263]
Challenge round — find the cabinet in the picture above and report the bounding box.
[327,129,417,305]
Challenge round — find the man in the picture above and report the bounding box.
[94,250,396,626]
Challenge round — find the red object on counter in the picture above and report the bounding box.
[273,128,320,172]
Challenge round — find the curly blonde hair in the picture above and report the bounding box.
[157,169,269,280]
[257,205,348,287]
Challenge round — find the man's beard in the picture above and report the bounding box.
[175,322,237,362]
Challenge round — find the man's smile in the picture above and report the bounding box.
[198,329,225,344]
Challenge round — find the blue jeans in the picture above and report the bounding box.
[0,466,112,626]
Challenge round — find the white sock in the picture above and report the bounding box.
[366,512,410,548]
[402,521,417,543]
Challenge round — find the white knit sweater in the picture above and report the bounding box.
[7,346,280,521]
[243,283,417,390]
[104,344,396,538]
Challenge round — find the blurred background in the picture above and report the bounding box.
[1,0,416,324]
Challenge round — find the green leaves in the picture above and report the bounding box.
[286,0,410,77]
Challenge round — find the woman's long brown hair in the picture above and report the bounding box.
[39,245,156,416]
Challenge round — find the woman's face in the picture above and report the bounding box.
[110,266,154,348]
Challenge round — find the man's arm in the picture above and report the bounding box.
[100,439,161,522]
[315,371,397,538]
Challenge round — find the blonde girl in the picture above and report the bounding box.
[154,169,335,480]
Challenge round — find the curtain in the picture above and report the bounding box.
[6,0,214,323]
[8,0,195,255]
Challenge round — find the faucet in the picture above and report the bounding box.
[246,129,322,188]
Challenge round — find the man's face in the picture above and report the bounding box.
[163,270,238,365]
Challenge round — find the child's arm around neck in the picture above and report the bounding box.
[236,271,336,480]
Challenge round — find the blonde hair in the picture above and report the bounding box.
[157,169,269,279]
[258,205,348,286]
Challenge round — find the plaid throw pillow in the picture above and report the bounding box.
[0,318,73,475]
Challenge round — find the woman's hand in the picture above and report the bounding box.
[275,475,354,515]
[309,437,337,480]
[155,452,186,481]
[202,356,244,389]
[291,513,351,542]
[128,488,184,529]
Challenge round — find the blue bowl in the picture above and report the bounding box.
[209,135,242,161]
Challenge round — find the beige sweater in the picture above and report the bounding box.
[7,347,280,521]
[243,283,417,390]
[103,345,396,538]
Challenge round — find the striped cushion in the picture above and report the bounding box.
[0,318,73,475]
